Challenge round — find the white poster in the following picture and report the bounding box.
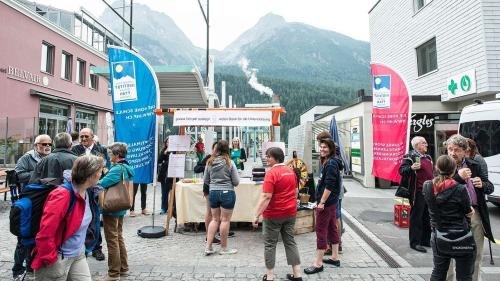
[372,75,391,109]
[111,61,138,103]
[262,141,286,156]
[173,110,273,127]
[168,154,186,178]
[167,135,191,152]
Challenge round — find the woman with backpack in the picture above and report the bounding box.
[97,142,134,281]
[304,138,343,275]
[423,155,475,281]
[204,140,240,256]
[31,155,104,281]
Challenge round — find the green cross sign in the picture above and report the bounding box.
[448,79,458,95]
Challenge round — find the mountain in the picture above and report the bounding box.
[99,1,204,66]
[219,13,371,89]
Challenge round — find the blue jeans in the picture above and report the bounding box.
[209,190,236,209]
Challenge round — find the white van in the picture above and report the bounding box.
[458,100,500,207]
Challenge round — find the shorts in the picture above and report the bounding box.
[209,190,236,210]
[336,199,342,219]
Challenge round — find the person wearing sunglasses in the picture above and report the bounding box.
[30,132,77,184]
[12,134,52,280]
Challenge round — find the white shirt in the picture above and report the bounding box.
[85,143,94,156]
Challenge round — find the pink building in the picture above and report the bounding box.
[0,0,123,163]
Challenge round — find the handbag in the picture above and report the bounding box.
[99,166,133,212]
[428,182,475,256]
[395,184,410,199]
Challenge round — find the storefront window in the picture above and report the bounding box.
[38,101,69,139]
[75,108,96,133]
[460,121,500,158]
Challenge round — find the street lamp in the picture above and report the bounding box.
[197,0,209,86]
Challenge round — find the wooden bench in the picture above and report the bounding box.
[0,180,9,200]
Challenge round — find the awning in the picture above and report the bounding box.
[30,90,113,112]
[92,65,209,109]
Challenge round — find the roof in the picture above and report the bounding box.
[369,0,382,14]
[92,65,209,108]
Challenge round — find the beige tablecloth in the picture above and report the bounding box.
[175,178,262,224]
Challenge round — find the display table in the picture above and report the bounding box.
[175,178,262,224]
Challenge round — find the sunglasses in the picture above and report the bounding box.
[80,135,91,139]
[37,143,52,147]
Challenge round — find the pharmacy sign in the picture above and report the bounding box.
[442,69,476,101]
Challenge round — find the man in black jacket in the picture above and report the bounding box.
[446,134,495,281]
[30,132,76,184]
[399,136,434,253]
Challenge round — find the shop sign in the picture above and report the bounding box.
[350,118,362,174]
[1,65,49,86]
[442,69,476,101]
[411,114,434,133]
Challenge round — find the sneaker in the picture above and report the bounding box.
[228,231,235,237]
[219,248,238,255]
[160,209,167,215]
[129,210,136,217]
[92,249,106,261]
[205,248,216,256]
[142,209,150,216]
[120,271,130,277]
[13,274,24,281]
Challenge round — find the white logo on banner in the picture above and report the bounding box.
[373,75,391,109]
[112,61,138,103]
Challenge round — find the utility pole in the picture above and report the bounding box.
[198,0,209,86]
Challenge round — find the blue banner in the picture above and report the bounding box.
[108,47,159,184]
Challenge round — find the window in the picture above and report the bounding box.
[89,65,98,90]
[38,100,69,139]
[75,109,96,133]
[40,42,54,74]
[416,37,437,76]
[414,0,432,12]
[460,120,500,158]
[61,52,72,80]
[76,59,86,85]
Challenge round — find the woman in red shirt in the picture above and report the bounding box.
[253,147,302,281]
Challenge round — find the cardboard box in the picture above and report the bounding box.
[294,209,315,235]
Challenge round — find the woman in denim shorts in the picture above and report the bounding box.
[203,140,240,255]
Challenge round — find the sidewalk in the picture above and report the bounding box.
[0,183,427,281]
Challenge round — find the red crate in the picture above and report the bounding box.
[394,204,411,228]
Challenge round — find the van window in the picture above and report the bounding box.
[460,121,500,158]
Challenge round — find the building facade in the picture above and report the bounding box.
[369,0,500,106]
[0,0,122,164]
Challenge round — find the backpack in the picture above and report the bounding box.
[9,178,76,246]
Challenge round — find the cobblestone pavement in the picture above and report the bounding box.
[0,190,428,281]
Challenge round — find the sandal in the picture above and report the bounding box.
[286,273,303,281]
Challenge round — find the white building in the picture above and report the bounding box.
[369,0,500,105]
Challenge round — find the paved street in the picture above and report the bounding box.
[0,177,499,280]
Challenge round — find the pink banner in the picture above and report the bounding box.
[371,64,410,183]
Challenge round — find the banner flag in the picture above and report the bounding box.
[108,46,160,184]
[173,110,272,127]
[371,63,411,183]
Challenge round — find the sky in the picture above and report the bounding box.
[34,0,379,50]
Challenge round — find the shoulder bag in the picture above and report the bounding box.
[99,166,133,212]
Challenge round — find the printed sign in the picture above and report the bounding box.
[350,118,362,174]
[173,110,272,127]
[168,154,186,178]
[111,61,138,103]
[167,135,191,152]
[371,64,410,183]
[108,47,159,184]
[373,75,391,109]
